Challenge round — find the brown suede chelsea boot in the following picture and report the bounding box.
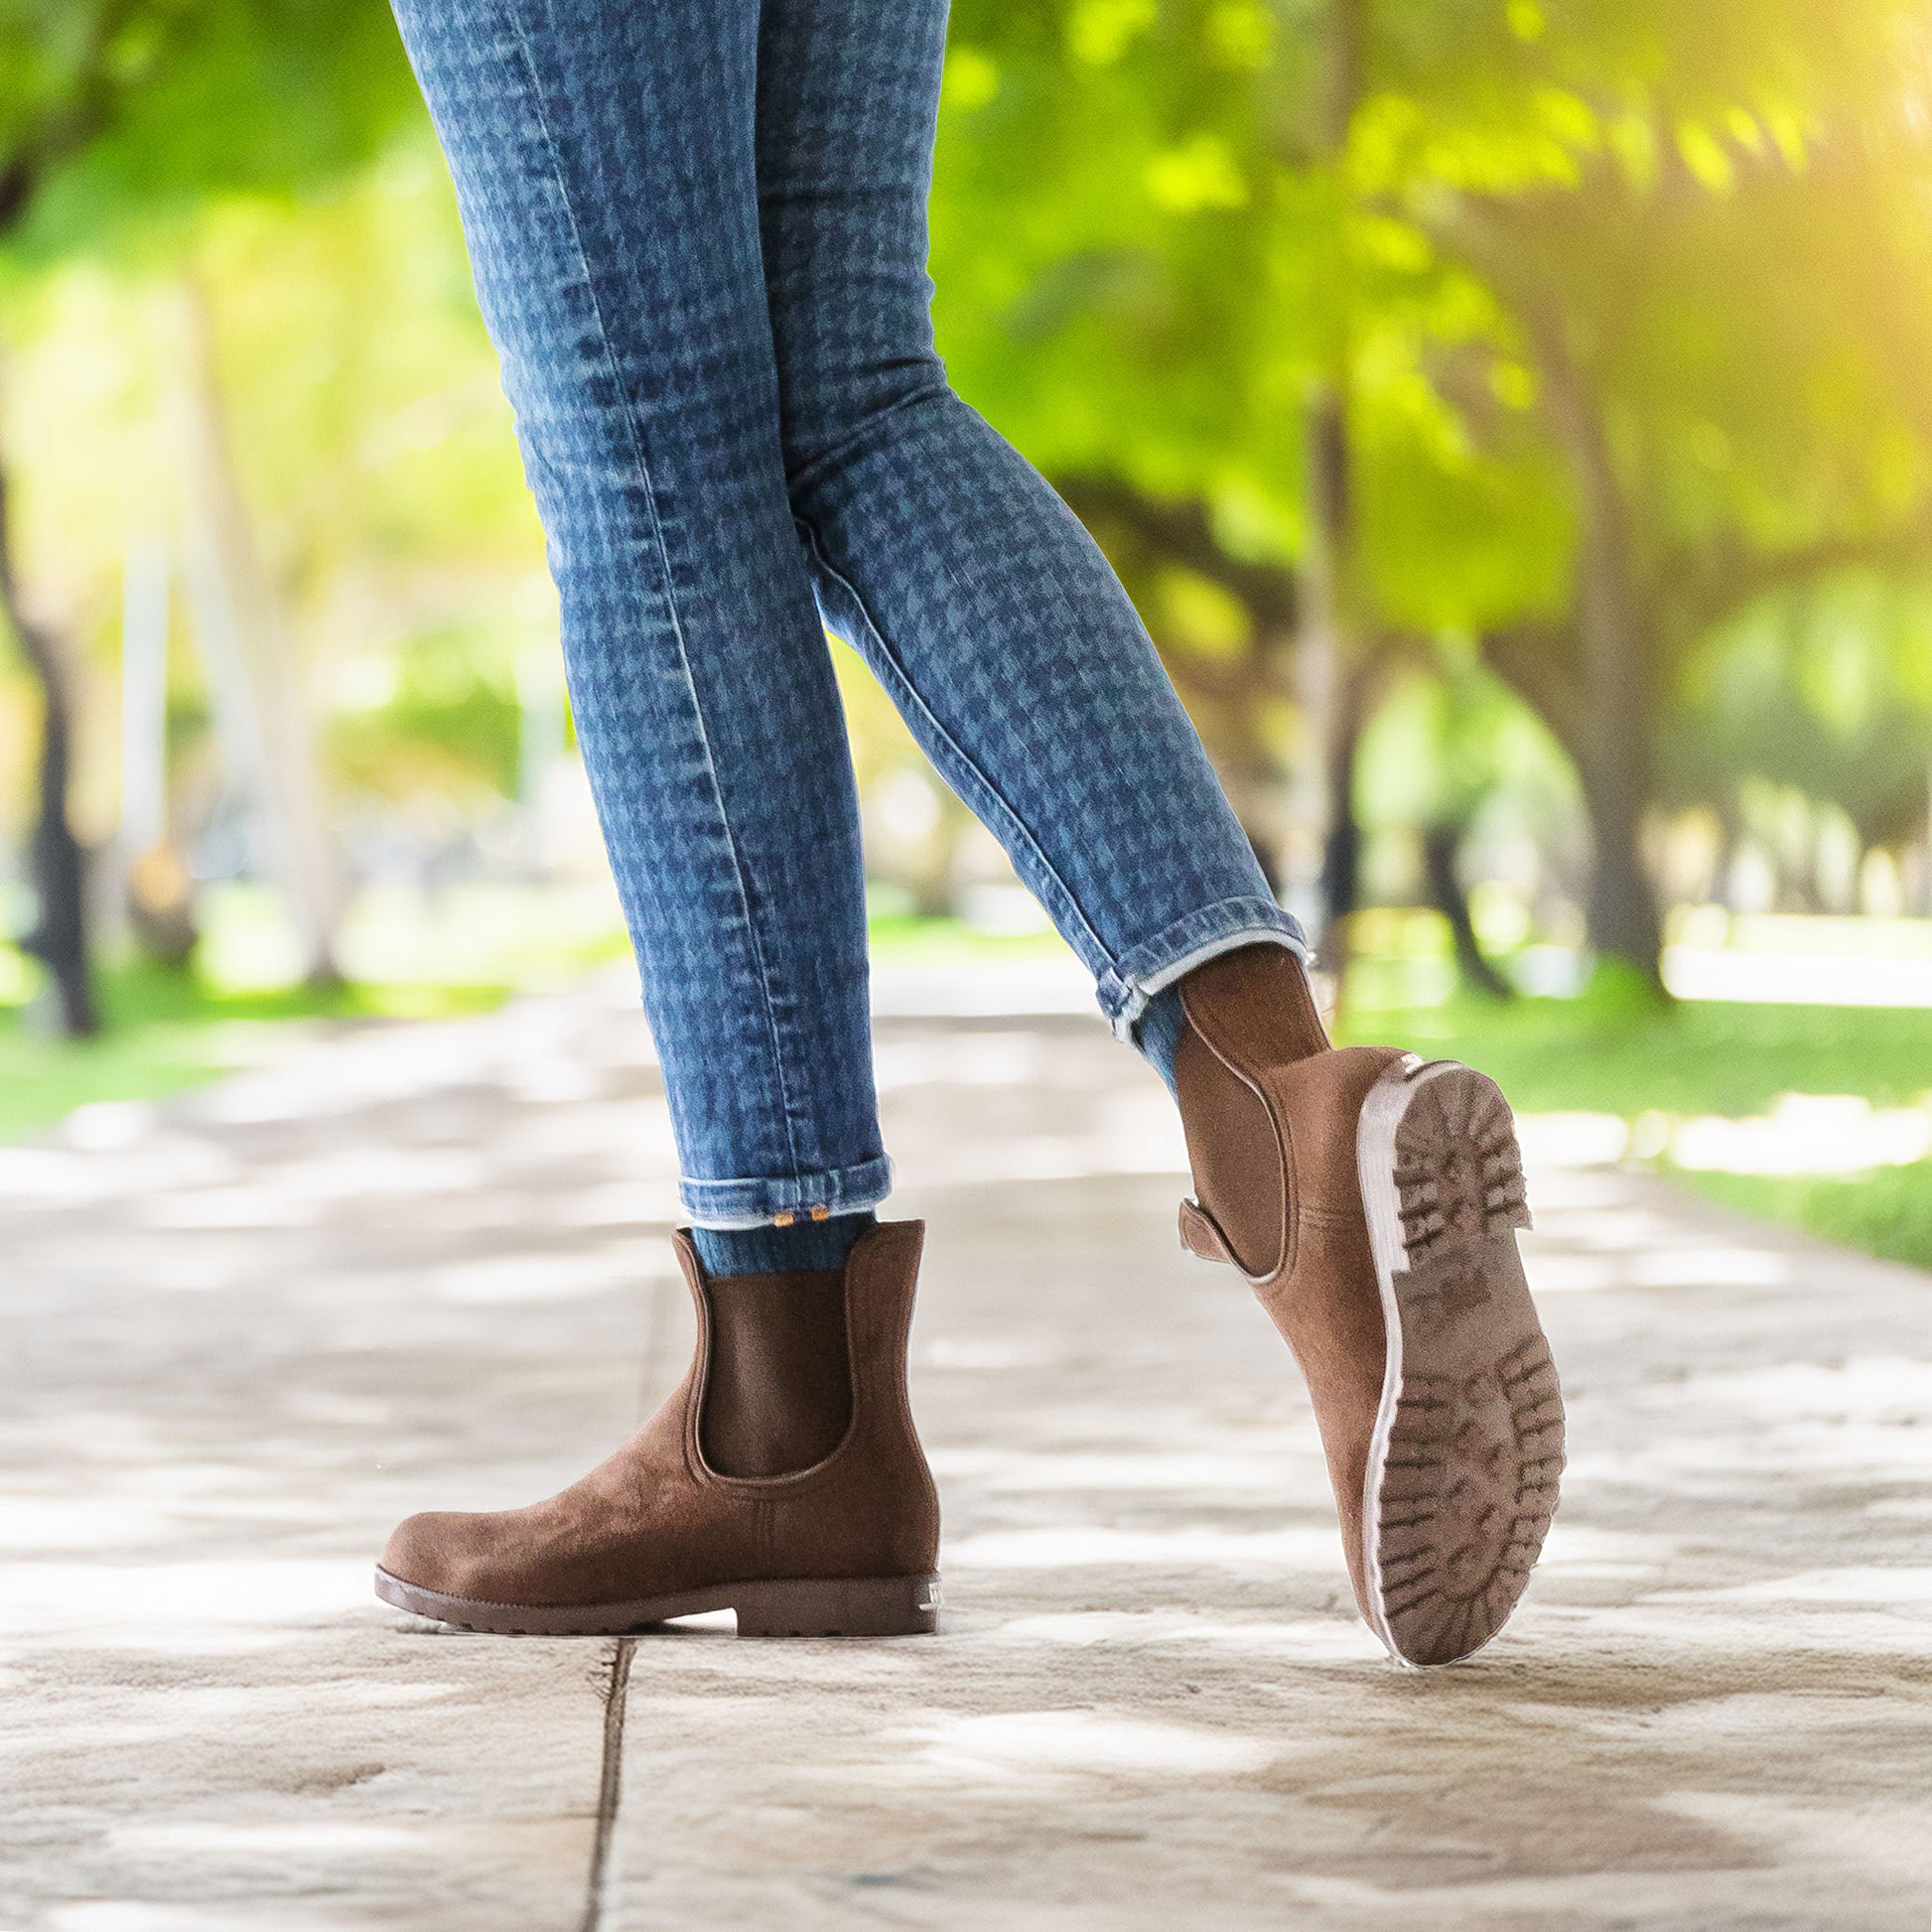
[1171,944,1564,1668]
[374,1220,941,1638]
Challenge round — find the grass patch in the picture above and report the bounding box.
[10,905,1931,1274]
[0,899,1064,1144]
[0,879,633,1143]
[1333,978,1932,1116]
[1335,973,1932,1270]
[0,955,509,1143]
[1676,1168,1932,1272]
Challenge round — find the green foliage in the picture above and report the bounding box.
[1685,1164,1932,1273]
[2,0,419,257]
[3,0,1929,994]
[1,140,548,841]
[1336,982,1932,1117]
[1671,572,1932,846]
[1356,640,1575,831]
[932,0,1932,629]
[925,0,1932,974]
[330,623,524,806]
[1338,959,1932,1267]
[0,947,497,1142]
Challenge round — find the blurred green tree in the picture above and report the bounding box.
[931,0,1932,985]
[1668,572,1932,901]
[0,0,417,1028]
[7,0,1930,1030]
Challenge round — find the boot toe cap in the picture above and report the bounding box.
[381,1510,495,1598]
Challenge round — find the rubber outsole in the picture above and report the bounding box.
[372,1567,942,1638]
[1356,1056,1564,1668]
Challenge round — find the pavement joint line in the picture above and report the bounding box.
[579,1270,672,1932]
[578,1636,636,1932]
[10,978,1932,1924]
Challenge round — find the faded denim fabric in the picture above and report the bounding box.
[389,0,1305,1227]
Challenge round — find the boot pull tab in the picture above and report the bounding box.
[1178,1195,1239,1267]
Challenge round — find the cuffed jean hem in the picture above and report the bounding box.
[678,1153,896,1230]
[1095,897,1308,1042]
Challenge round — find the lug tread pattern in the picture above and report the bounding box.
[1393,1070,1533,1258]
[1372,1067,1564,1668]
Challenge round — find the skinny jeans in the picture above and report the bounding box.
[389,0,1306,1227]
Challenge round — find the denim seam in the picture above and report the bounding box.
[1102,904,1307,1039]
[498,0,807,1182]
[680,1152,896,1229]
[799,520,1112,973]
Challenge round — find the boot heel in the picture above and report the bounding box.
[731,1574,941,1639]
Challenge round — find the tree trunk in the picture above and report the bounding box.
[1575,559,1663,976]
[1523,310,1664,986]
[1316,649,1377,987]
[1287,0,1365,950]
[1291,389,1345,941]
[172,278,343,986]
[0,451,99,1035]
[1577,757,1663,971]
[1423,822,1513,1001]
[1438,200,1666,989]
[117,536,200,966]
[1924,761,1932,917]
[1319,717,1361,929]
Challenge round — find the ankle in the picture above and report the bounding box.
[690,1208,874,1279]
[1133,982,1190,1096]
[1136,943,1327,1089]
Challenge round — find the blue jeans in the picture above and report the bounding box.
[389,0,1305,1228]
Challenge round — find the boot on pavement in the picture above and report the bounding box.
[374,1220,942,1638]
[1170,945,1565,1667]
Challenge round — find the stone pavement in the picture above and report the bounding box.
[2,964,1929,1931]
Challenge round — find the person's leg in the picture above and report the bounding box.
[755,0,1562,1668]
[754,0,1305,1055]
[375,0,938,1638]
[389,0,882,1254]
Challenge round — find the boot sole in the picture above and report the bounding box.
[372,1567,942,1638]
[1356,1057,1564,1668]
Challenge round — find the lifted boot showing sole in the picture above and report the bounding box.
[374,1221,941,1638]
[1172,945,1564,1667]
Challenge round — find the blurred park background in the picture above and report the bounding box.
[4,0,1931,1264]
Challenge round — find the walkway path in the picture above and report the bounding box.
[2,966,1928,1930]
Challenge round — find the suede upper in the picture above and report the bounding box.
[381,1220,940,1608]
[1173,949,1407,1612]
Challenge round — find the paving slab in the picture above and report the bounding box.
[0,993,673,1932]
[1,968,1928,1930]
[602,1021,1932,1932]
